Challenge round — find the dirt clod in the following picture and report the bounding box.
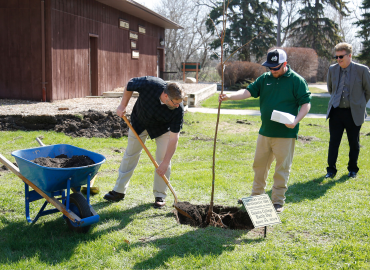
[191,136,213,141]
[174,202,253,230]
[236,119,252,125]
[298,135,319,143]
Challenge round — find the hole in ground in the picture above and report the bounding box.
[174,202,254,230]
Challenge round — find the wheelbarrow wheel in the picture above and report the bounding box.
[65,192,92,233]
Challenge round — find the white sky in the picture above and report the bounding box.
[134,0,158,11]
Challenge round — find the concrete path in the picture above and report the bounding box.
[187,107,370,121]
[216,82,370,111]
[187,107,327,118]
[308,84,327,91]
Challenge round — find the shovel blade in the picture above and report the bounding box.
[174,203,194,220]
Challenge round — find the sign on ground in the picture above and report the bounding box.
[241,194,281,228]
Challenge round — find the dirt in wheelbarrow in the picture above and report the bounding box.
[0,110,129,138]
[174,202,254,230]
[32,154,95,168]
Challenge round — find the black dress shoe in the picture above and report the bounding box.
[348,171,357,178]
[273,204,284,214]
[154,197,166,208]
[325,172,336,179]
[103,190,125,202]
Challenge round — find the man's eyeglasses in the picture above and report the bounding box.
[269,63,283,71]
[170,98,182,106]
[333,54,348,59]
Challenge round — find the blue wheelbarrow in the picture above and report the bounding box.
[0,144,106,233]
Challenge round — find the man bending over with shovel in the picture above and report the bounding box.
[219,49,311,213]
[104,76,185,208]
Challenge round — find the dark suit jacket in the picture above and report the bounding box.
[326,62,370,126]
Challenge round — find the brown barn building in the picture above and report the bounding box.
[0,0,182,101]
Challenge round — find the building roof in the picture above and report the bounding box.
[95,0,183,29]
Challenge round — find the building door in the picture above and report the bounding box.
[89,35,98,96]
[157,49,160,77]
[157,48,164,79]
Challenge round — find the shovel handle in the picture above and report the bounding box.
[121,115,178,203]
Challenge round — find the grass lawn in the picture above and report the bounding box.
[0,113,370,269]
[202,93,370,115]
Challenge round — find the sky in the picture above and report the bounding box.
[134,0,158,11]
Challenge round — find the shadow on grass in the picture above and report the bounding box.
[129,226,264,269]
[286,174,349,203]
[0,201,263,267]
[0,202,152,265]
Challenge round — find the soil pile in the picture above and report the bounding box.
[298,135,319,143]
[174,202,254,230]
[0,110,129,138]
[32,154,95,168]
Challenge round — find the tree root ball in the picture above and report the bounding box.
[174,202,254,230]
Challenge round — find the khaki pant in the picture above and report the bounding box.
[251,134,295,205]
[113,129,171,198]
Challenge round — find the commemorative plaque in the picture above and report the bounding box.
[119,19,129,30]
[241,194,281,228]
[132,50,139,59]
[138,25,146,34]
[131,40,137,49]
[129,31,138,40]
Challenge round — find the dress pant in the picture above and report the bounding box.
[251,134,296,206]
[113,129,171,198]
[327,107,362,174]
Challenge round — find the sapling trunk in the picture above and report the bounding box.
[206,0,260,225]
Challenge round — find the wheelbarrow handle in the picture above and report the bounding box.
[36,137,45,146]
[0,153,82,223]
[121,115,178,203]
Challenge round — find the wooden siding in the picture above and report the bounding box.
[50,0,165,100]
[0,0,165,101]
[0,0,43,100]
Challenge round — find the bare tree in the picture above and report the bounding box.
[327,4,362,55]
[154,0,215,81]
[280,0,300,46]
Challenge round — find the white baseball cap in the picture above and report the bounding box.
[262,49,287,68]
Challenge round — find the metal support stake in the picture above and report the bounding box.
[86,174,91,206]
[264,226,267,238]
[66,178,71,210]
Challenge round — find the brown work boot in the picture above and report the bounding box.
[103,190,125,202]
[273,204,284,214]
[154,197,166,208]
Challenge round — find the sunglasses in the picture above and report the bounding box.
[333,54,348,59]
[170,98,182,106]
[269,63,283,71]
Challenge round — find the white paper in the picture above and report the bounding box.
[270,110,295,124]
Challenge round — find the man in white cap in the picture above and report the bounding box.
[219,49,311,213]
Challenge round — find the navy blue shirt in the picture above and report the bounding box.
[127,76,184,139]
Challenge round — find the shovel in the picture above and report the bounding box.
[35,137,99,194]
[121,116,193,220]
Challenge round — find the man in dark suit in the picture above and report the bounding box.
[325,42,370,179]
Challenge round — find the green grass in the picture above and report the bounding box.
[202,93,370,115]
[1,114,370,269]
